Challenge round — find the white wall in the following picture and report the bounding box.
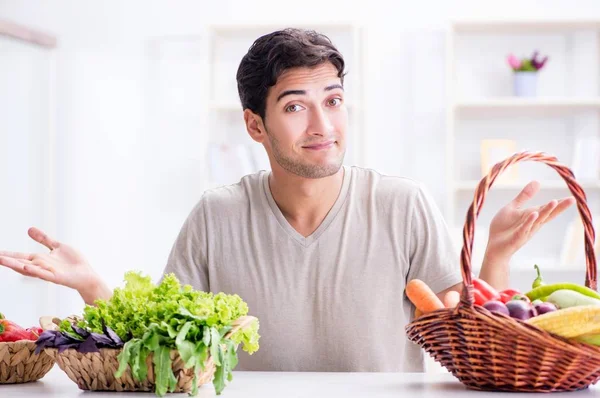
[1,0,600,324]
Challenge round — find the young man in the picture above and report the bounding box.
[0,28,573,373]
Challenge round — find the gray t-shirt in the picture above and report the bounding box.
[163,165,463,372]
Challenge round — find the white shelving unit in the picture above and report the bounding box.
[446,19,600,272]
[205,23,365,190]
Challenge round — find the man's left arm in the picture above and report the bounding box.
[436,181,574,300]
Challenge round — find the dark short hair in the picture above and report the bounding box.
[236,28,346,119]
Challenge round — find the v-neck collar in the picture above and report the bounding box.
[261,165,351,248]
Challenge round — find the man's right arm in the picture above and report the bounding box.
[0,227,113,306]
[0,194,210,306]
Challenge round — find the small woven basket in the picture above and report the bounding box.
[0,324,56,384]
[406,151,600,392]
[46,315,256,393]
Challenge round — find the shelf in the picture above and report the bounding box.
[451,19,600,34]
[454,98,600,117]
[454,180,600,191]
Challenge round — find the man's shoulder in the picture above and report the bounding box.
[349,166,424,198]
[200,171,264,210]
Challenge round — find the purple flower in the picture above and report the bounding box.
[530,50,549,70]
[535,56,549,70]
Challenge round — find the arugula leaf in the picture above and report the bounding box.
[213,357,226,395]
[129,340,142,379]
[210,327,222,366]
[194,341,208,371]
[202,326,211,346]
[153,346,174,397]
[226,340,238,372]
[175,322,192,346]
[137,345,149,381]
[115,340,136,378]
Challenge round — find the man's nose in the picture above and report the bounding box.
[307,107,334,136]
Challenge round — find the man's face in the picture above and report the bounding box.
[259,62,348,179]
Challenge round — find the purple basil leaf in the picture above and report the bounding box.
[34,337,56,355]
[78,335,100,353]
[103,325,123,346]
[71,325,90,339]
[54,333,81,346]
[90,332,114,347]
[57,342,81,354]
[37,330,58,344]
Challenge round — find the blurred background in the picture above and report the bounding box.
[2,0,600,356]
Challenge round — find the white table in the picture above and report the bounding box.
[2,367,599,397]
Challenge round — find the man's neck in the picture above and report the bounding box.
[268,167,345,237]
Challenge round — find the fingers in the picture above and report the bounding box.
[531,199,558,231]
[0,250,57,274]
[28,227,60,251]
[22,264,56,282]
[526,196,576,235]
[0,251,33,261]
[543,197,576,224]
[0,255,29,274]
[516,211,539,241]
[0,254,56,281]
[511,181,540,208]
[31,254,57,272]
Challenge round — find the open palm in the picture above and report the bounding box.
[0,227,97,292]
[487,181,575,259]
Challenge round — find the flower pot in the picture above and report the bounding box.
[513,71,538,97]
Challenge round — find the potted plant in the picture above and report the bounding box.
[506,51,549,97]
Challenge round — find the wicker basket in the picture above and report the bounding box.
[45,315,257,393]
[405,151,600,392]
[0,329,55,384]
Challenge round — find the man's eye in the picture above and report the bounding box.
[285,104,302,113]
[328,98,342,106]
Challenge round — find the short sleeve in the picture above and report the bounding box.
[161,195,209,291]
[406,184,463,295]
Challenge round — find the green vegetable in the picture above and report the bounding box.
[532,264,545,289]
[575,333,600,346]
[65,271,260,396]
[545,289,600,309]
[525,283,600,302]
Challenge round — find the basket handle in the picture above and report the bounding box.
[224,316,257,339]
[459,151,597,307]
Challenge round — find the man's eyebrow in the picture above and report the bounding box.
[325,84,344,92]
[276,90,306,103]
[276,84,344,103]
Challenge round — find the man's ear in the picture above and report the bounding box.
[244,109,266,144]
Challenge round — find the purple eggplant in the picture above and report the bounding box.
[483,300,510,316]
[534,302,557,315]
[506,300,537,320]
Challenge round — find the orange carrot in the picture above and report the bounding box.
[414,308,423,319]
[443,290,460,308]
[406,279,444,313]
